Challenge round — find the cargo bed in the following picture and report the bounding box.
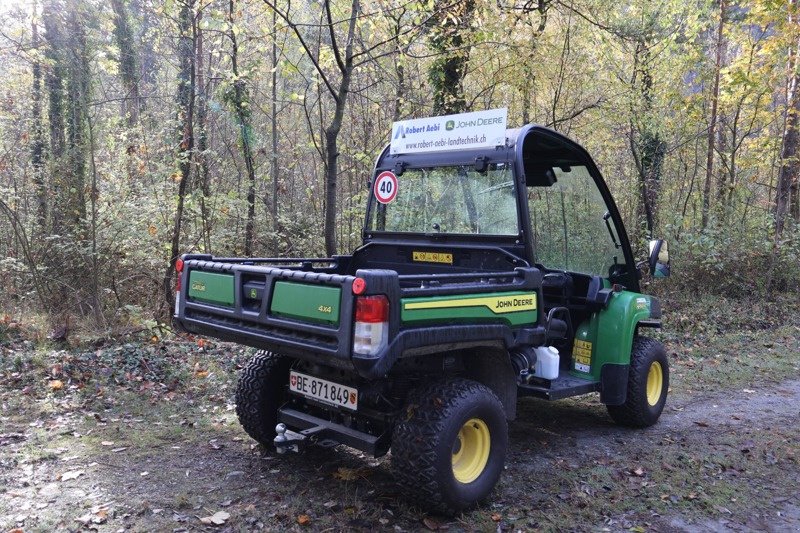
[175,254,547,378]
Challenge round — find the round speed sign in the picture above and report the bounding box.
[374,171,398,204]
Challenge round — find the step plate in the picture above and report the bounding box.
[518,374,600,401]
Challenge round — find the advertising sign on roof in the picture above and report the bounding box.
[390,108,508,155]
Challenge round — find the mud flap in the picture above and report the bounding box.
[600,363,629,405]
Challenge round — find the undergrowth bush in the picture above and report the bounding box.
[667,220,800,297]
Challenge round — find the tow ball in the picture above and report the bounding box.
[274,423,299,454]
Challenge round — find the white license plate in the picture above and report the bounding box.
[289,371,358,411]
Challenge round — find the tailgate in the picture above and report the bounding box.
[175,257,357,367]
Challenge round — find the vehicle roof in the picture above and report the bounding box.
[375,124,594,179]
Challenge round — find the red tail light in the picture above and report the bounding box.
[175,259,183,292]
[354,295,389,356]
[352,277,366,295]
[355,295,389,323]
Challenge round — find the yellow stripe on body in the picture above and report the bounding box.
[403,293,537,314]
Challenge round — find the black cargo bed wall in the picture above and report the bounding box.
[350,241,529,277]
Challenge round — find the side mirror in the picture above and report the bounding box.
[648,239,670,278]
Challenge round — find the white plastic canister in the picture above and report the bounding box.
[533,346,560,380]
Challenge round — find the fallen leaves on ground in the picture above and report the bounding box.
[59,470,84,481]
[297,514,311,526]
[48,379,64,390]
[332,467,369,481]
[76,507,109,525]
[199,511,230,525]
[422,516,443,530]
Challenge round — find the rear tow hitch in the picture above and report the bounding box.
[273,423,299,454]
[274,423,341,454]
[275,408,384,455]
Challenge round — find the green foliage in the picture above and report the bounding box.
[670,220,800,296]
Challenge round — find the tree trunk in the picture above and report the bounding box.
[270,8,279,255]
[322,0,359,257]
[130,0,157,96]
[196,8,211,253]
[42,2,65,233]
[390,9,411,122]
[31,5,47,228]
[429,0,475,115]
[627,35,665,239]
[64,5,90,232]
[111,0,140,125]
[518,2,549,124]
[774,33,800,236]
[702,0,725,229]
[323,68,354,257]
[163,0,196,309]
[393,50,406,122]
[228,0,258,256]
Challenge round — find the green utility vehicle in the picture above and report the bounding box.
[174,123,671,513]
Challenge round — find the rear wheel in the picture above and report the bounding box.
[391,378,507,514]
[607,336,669,427]
[235,351,293,445]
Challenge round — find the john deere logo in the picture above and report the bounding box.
[445,120,455,131]
[191,282,206,292]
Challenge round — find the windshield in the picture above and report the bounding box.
[368,163,519,235]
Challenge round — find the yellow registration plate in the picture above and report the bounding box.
[412,251,453,264]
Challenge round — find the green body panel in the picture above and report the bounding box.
[401,291,538,327]
[570,291,655,380]
[270,282,341,325]
[188,271,235,306]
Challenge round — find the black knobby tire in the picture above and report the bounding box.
[235,351,293,445]
[607,336,669,427]
[391,378,508,514]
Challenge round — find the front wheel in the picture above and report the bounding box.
[391,378,508,514]
[607,336,669,427]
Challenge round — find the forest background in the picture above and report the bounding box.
[1,0,799,339]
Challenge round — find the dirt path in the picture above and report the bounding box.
[508,378,800,532]
[1,375,798,532]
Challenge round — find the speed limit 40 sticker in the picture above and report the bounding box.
[374,171,398,204]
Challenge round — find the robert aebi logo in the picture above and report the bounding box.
[445,120,455,131]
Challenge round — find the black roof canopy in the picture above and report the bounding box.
[375,124,594,187]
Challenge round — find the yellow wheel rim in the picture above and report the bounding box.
[646,361,663,406]
[451,418,491,484]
